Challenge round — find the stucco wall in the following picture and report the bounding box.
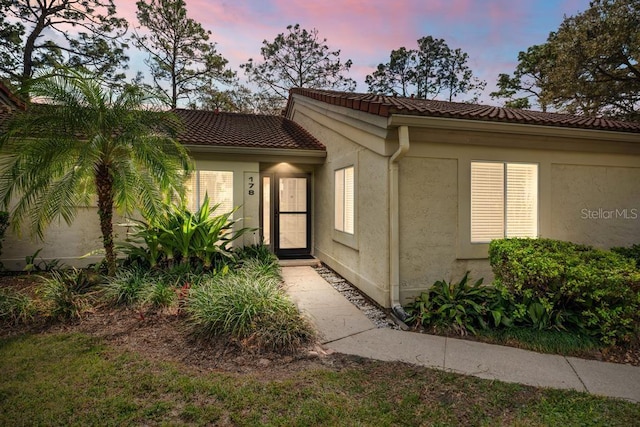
[2,208,129,270]
[398,155,492,303]
[397,136,640,303]
[290,101,392,307]
[1,157,261,270]
[550,164,640,248]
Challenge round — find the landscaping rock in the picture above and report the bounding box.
[313,266,399,330]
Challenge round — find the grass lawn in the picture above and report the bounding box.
[1,332,638,426]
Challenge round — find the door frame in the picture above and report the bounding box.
[260,172,312,258]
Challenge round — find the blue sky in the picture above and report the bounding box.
[115,0,592,106]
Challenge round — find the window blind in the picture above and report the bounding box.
[335,169,345,232]
[186,171,233,214]
[471,161,538,243]
[334,166,354,234]
[506,163,538,238]
[471,162,504,243]
[344,167,354,234]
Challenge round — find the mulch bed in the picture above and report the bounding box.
[1,274,639,371]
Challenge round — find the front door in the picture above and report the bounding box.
[261,173,311,258]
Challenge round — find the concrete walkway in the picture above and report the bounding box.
[282,266,640,403]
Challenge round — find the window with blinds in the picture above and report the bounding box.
[335,166,355,234]
[470,162,538,243]
[185,171,234,214]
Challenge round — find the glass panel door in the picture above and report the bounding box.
[262,176,271,245]
[275,175,310,257]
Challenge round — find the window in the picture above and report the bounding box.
[471,162,538,243]
[335,166,354,234]
[185,171,233,214]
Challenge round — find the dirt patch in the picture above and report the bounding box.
[0,274,42,295]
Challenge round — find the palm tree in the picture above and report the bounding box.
[0,68,193,275]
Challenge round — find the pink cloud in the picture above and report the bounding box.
[111,0,593,105]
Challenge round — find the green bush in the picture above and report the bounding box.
[103,267,151,306]
[140,279,176,309]
[38,269,101,320]
[405,272,511,336]
[0,288,37,325]
[104,264,225,310]
[186,264,313,353]
[489,238,640,345]
[611,243,640,267]
[238,256,281,282]
[119,195,252,271]
[235,243,275,263]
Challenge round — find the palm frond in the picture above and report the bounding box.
[0,67,194,275]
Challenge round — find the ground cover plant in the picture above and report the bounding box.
[0,287,36,325]
[187,260,314,352]
[404,272,510,336]
[38,268,103,320]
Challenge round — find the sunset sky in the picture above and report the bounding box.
[114,0,593,105]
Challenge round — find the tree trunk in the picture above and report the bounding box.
[22,14,47,87]
[21,2,66,88]
[95,163,116,276]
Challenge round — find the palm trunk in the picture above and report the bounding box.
[96,163,116,276]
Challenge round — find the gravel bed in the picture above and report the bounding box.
[313,265,400,330]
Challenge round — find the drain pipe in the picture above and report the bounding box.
[390,125,410,321]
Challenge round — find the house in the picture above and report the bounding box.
[284,89,640,314]
[2,87,640,314]
[1,108,326,269]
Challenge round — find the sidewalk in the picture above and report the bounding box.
[282,266,640,403]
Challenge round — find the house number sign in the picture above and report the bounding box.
[246,173,258,196]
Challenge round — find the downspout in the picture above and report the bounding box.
[390,125,410,321]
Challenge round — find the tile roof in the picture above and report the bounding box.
[172,109,326,151]
[289,88,640,134]
[0,80,25,111]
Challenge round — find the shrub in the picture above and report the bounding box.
[489,238,640,345]
[238,256,281,283]
[186,264,313,353]
[103,267,150,305]
[23,249,63,273]
[235,243,275,264]
[612,243,640,267]
[119,195,252,271]
[38,269,100,320]
[405,272,510,336]
[140,279,176,309]
[0,288,37,325]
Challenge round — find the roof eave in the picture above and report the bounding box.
[388,114,640,144]
[183,144,327,164]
